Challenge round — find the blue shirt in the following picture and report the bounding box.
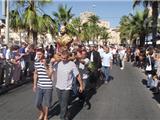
[19,47,25,54]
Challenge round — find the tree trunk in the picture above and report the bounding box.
[32,31,38,46]
[27,30,32,44]
[19,31,21,46]
[132,39,136,47]
[139,34,145,47]
[152,2,158,47]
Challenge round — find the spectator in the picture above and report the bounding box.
[49,45,54,59]
[145,49,155,89]
[10,45,22,84]
[0,46,5,86]
[28,44,36,77]
[4,45,12,86]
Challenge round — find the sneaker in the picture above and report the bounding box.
[147,85,150,88]
[105,81,108,84]
[149,87,155,90]
[11,79,15,84]
[120,67,124,70]
[153,91,159,94]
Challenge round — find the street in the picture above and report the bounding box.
[0,63,160,120]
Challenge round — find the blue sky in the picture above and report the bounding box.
[0,0,143,28]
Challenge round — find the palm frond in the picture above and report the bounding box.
[133,0,141,8]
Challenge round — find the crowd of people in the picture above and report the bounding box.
[1,42,160,120]
[0,43,55,87]
[127,46,160,94]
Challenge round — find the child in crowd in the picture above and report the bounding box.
[152,75,160,94]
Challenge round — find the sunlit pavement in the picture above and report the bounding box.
[0,63,160,120]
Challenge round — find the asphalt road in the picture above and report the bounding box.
[0,63,160,120]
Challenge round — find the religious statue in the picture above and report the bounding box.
[56,26,73,52]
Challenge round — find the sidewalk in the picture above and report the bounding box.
[0,77,31,95]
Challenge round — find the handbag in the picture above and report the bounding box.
[146,56,152,71]
[146,65,152,71]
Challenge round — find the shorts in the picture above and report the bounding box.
[35,87,52,108]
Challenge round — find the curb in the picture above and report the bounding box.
[0,77,32,95]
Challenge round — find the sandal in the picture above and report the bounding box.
[38,115,44,120]
[43,117,48,120]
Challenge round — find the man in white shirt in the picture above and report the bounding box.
[98,45,104,57]
[101,46,113,84]
[4,46,12,86]
[119,47,126,70]
[51,50,84,120]
[5,47,11,60]
[110,47,118,65]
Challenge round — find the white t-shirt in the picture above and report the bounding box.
[5,49,11,60]
[44,50,48,58]
[55,61,79,90]
[79,58,90,79]
[98,48,104,57]
[119,49,126,60]
[90,52,94,62]
[101,52,113,67]
[111,48,117,55]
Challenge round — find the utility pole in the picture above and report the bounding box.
[5,0,9,44]
[2,0,9,44]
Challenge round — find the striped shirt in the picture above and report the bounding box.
[34,60,53,89]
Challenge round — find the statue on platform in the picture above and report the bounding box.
[52,25,73,62]
[56,25,73,52]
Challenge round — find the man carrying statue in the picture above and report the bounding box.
[49,25,84,120]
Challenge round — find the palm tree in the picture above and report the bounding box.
[53,4,74,26]
[66,14,105,44]
[87,15,100,42]
[88,15,99,24]
[14,0,53,45]
[38,14,56,35]
[99,27,110,44]
[131,10,151,46]
[66,17,81,37]
[80,23,92,43]
[119,9,151,46]
[119,15,137,44]
[92,24,102,43]
[9,10,22,32]
[9,9,25,44]
[133,0,160,47]
[67,16,101,43]
[88,15,99,39]
[71,17,81,33]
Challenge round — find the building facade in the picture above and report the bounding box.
[108,27,121,45]
[80,11,95,24]
[98,20,110,28]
